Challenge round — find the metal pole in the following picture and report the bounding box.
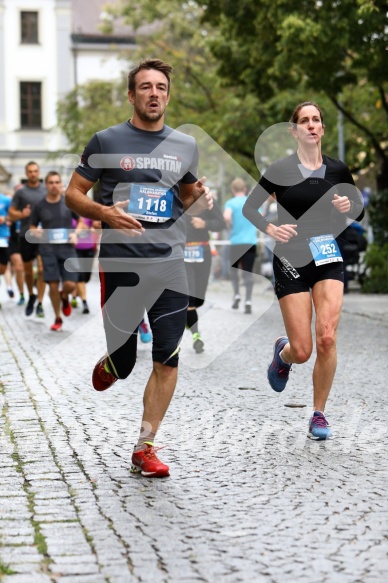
[338,104,345,162]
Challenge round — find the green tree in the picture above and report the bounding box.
[202,0,388,190]
[57,78,130,154]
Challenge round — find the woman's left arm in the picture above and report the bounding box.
[332,165,365,222]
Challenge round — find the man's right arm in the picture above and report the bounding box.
[65,173,105,222]
[65,172,144,234]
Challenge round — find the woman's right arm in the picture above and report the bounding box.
[242,182,272,233]
[243,183,298,243]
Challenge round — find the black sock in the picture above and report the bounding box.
[186,309,199,334]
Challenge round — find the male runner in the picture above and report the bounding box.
[65,59,212,478]
[9,162,47,316]
[29,172,79,331]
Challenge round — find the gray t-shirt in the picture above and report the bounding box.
[76,121,198,261]
[11,183,47,235]
[30,196,74,254]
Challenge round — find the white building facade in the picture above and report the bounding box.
[0,0,136,190]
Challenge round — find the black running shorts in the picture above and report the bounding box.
[99,259,189,377]
[8,236,21,257]
[0,247,9,266]
[20,238,39,263]
[41,248,79,283]
[273,255,344,300]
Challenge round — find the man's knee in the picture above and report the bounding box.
[152,360,179,377]
[153,341,181,368]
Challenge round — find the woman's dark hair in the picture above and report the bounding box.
[290,101,325,127]
[128,59,173,94]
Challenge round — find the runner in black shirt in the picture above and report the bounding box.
[184,198,225,353]
[243,101,364,440]
[29,172,79,331]
[65,59,212,478]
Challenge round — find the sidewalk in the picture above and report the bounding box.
[342,289,388,322]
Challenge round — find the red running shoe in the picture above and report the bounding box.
[50,317,63,331]
[61,295,72,317]
[92,355,118,392]
[131,444,170,478]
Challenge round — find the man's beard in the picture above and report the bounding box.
[136,106,165,123]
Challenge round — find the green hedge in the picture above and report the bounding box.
[361,243,388,293]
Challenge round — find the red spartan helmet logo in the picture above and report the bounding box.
[120,156,135,171]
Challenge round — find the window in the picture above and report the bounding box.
[20,82,42,128]
[21,11,38,44]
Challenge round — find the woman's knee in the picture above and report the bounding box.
[316,333,336,356]
[290,343,312,364]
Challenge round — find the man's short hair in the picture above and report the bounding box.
[25,161,39,172]
[128,59,173,94]
[45,171,61,183]
[230,178,247,194]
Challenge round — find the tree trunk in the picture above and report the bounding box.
[376,158,388,192]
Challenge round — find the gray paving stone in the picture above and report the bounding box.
[50,563,101,575]
[2,576,52,583]
[54,577,107,583]
[0,534,35,545]
[0,547,42,563]
[5,564,48,575]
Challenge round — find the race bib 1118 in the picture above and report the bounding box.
[128,184,174,223]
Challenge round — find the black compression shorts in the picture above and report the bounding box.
[99,259,189,378]
[273,255,344,299]
[75,247,96,283]
[8,236,21,257]
[0,247,9,266]
[20,238,39,263]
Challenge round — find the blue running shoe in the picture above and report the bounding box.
[308,411,333,440]
[267,336,291,393]
[139,321,152,343]
[17,295,25,306]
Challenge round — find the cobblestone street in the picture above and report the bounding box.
[1,276,387,583]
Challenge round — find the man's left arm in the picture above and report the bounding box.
[180,177,213,214]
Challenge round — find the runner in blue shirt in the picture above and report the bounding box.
[224,177,257,314]
[0,192,11,286]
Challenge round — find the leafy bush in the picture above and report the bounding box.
[367,189,388,246]
[361,243,388,293]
